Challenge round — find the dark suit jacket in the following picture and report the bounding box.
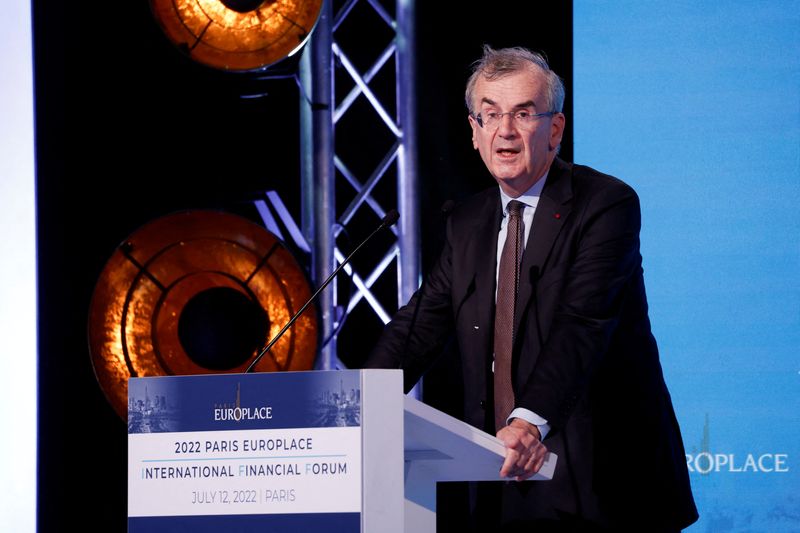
[366,158,698,529]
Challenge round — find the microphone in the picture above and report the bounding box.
[245,209,400,373]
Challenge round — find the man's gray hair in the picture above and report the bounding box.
[465,45,565,115]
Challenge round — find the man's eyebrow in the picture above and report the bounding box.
[479,98,537,109]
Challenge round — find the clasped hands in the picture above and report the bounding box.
[496,417,548,481]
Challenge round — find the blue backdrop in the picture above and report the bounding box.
[574,2,799,531]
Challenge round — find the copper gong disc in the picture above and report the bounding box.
[88,210,317,419]
[149,0,323,71]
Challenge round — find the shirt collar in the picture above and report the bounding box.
[499,173,548,216]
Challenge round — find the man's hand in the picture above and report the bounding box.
[496,417,548,481]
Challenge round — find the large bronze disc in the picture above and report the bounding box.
[149,0,323,71]
[88,210,317,419]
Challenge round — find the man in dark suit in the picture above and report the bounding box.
[366,46,697,531]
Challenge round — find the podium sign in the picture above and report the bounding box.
[128,369,553,532]
[128,370,402,532]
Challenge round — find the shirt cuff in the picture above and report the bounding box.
[507,407,550,440]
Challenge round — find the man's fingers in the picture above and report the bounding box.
[500,445,535,478]
[524,447,546,477]
[502,441,548,479]
[532,448,547,473]
[497,420,549,480]
[500,449,521,478]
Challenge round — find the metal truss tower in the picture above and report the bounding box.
[299,0,419,370]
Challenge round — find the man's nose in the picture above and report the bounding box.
[497,114,518,136]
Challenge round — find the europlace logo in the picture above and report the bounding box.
[685,414,790,475]
[212,382,274,423]
[685,452,789,474]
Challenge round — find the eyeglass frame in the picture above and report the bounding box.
[471,109,557,129]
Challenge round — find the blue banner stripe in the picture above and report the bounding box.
[128,371,363,433]
[129,512,360,532]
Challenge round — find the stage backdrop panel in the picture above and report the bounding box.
[574,1,799,531]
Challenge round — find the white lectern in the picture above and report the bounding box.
[127,369,554,532]
[403,395,556,532]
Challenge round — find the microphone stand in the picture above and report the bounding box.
[245,210,399,373]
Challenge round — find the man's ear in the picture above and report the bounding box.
[468,114,479,150]
[549,113,566,151]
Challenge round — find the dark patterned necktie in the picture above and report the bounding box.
[494,200,525,431]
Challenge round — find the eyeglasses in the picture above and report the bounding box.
[472,110,556,130]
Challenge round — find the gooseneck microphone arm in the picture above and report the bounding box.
[245,209,400,373]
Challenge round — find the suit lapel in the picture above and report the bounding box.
[514,158,573,339]
[471,192,502,328]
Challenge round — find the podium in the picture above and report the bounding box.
[404,394,556,531]
[128,370,555,532]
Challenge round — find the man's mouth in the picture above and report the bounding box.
[496,148,520,157]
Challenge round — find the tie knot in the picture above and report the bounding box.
[507,200,524,218]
